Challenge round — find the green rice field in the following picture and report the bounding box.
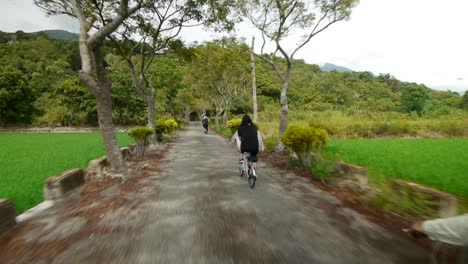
[2,132,467,215]
[324,139,468,197]
[0,133,132,214]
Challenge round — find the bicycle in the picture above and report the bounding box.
[238,152,258,188]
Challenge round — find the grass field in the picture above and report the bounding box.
[0,133,133,214]
[324,139,468,197]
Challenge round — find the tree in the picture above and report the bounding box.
[34,76,97,126]
[461,91,468,110]
[111,0,237,132]
[35,0,151,174]
[152,56,185,118]
[309,71,354,109]
[243,0,358,151]
[110,2,186,131]
[250,36,258,122]
[0,66,34,125]
[187,39,250,125]
[106,55,146,126]
[401,83,429,115]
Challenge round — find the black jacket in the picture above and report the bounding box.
[238,124,259,153]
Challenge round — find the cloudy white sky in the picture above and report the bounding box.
[1,0,467,93]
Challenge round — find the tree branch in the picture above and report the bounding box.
[87,0,143,46]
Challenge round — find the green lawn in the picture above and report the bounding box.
[324,139,468,196]
[0,133,133,214]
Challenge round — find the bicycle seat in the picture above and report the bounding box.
[247,156,258,162]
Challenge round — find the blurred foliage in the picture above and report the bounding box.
[128,126,154,158]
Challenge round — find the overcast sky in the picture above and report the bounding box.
[1,0,467,93]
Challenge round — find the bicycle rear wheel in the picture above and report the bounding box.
[248,175,256,188]
[248,163,256,188]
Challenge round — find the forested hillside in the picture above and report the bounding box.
[0,30,467,127]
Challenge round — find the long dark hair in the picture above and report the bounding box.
[241,114,253,126]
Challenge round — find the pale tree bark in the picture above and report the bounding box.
[74,1,145,174]
[214,101,223,125]
[222,101,232,126]
[147,95,156,129]
[245,0,357,152]
[250,36,258,122]
[184,107,191,122]
[277,67,292,152]
[110,1,188,132]
[34,0,149,174]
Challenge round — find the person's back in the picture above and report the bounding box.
[202,116,208,133]
[238,115,259,155]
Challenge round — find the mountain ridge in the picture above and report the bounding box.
[320,62,353,72]
[39,30,79,41]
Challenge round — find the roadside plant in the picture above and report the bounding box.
[154,119,168,142]
[311,156,335,183]
[128,127,154,158]
[227,118,242,133]
[281,125,329,168]
[164,119,178,134]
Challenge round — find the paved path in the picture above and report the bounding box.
[0,123,429,263]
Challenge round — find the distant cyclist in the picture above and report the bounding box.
[231,115,264,161]
[202,116,209,134]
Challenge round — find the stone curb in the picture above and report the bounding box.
[332,161,369,189]
[0,199,16,235]
[392,179,458,217]
[44,168,85,201]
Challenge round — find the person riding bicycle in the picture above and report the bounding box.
[231,115,264,161]
[202,116,209,134]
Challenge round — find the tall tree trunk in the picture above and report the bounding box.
[251,36,258,122]
[68,0,145,175]
[276,66,292,152]
[222,108,229,126]
[215,103,223,125]
[146,96,155,130]
[184,107,190,122]
[95,93,126,173]
[146,96,158,145]
[78,42,126,173]
[223,101,231,126]
[169,102,176,118]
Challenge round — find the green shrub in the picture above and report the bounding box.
[281,125,329,168]
[128,126,154,158]
[227,118,242,133]
[154,119,168,142]
[311,156,334,183]
[164,119,178,134]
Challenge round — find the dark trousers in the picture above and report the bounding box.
[203,124,208,132]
